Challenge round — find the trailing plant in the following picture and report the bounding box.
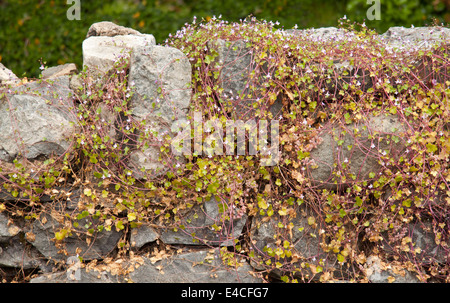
[0,16,449,283]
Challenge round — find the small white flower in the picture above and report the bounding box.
[12,174,17,178]
[127,171,132,176]
[39,64,45,71]
[371,143,375,149]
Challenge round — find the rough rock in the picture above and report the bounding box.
[68,73,84,92]
[127,44,191,177]
[249,202,335,280]
[381,26,450,51]
[381,219,449,264]
[306,113,407,190]
[0,237,46,269]
[381,27,450,84]
[86,21,143,38]
[159,196,247,246]
[129,45,191,125]
[0,62,19,85]
[0,76,77,161]
[30,268,124,283]
[207,39,283,120]
[82,34,155,77]
[129,249,261,283]
[365,255,422,283]
[0,212,20,242]
[26,210,122,261]
[42,63,78,79]
[131,224,159,249]
[286,27,356,43]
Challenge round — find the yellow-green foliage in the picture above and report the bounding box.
[1,17,449,282]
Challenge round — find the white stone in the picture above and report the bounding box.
[82,34,156,77]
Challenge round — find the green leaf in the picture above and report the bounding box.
[115,220,124,230]
[55,229,68,241]
[344,112,352,124]
[218,202,227,213]
[207,181,219,193]
[127,212,136,221]
[258,199,268,210]
[355,196,363,207]
[426,143,438,153]
[83,188,92,197]
[278,207,288,216]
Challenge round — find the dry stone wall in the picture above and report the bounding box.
[0,21,448,283]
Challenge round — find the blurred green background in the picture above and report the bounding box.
[1,0,449,78]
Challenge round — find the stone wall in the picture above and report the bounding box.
[0,21,449,283]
